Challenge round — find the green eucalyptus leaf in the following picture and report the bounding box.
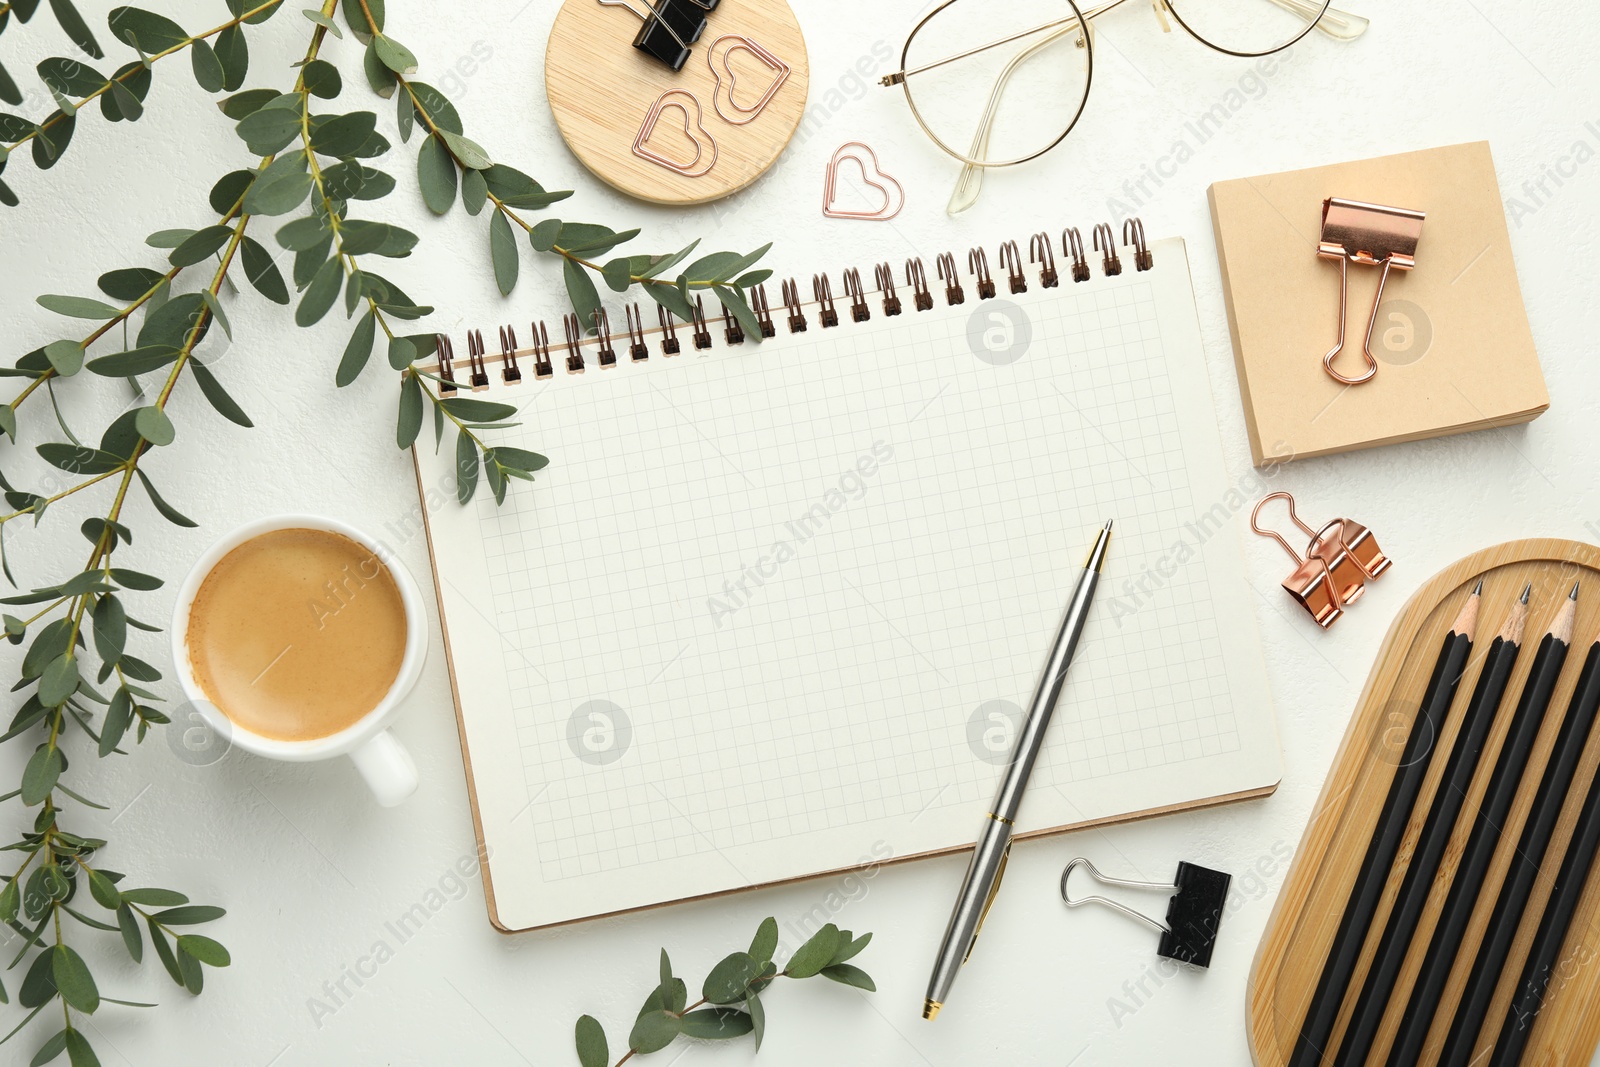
[36,294,116,319]
[116,904,142,962]
[574,1015,607,1067]
[627,1010,680,1056]
[214,23,247,91]
[36,442,123,474]
[396,372,423,448]
[489,208,518,296]
[702,951,761,1004]
[168,225,232,268]
[363,40,396,98]
[32,110,75,166]
[188,358,253,427]
[337,310,376,387]
[21,743,63,804]
[97,267,164,301]
[176,934,229,967]
[98,687,131,755]
[819,963,875,991]
[750,917,779,964]
[42,340,83,377]
[439,129,490,170]
[19,942,58,1007]
[190,38,225,92]
[85,346,178,377]
[310,109,377,157]
[208,169,254,214]
[784,923,840,979]
[133,405,174,445]
[30,1028,67,1065]
[301,7,343,38]
[563,258,602,335]
[302,58,341,99]
[135,468,197,527]
[417,135,456,215]
[153,905,224,926]
[63,1030,100,1067]
[217,87,276,120]
[235,101,301,154]
[715,285,762,344]
[91,596,126,672]
[38,653,79,706]
[644,279,693,323]
[680,1008,753,1040]
[528,218,560,252]
[36,57,106,96]
[485,445,547,473]
[276,215,333,252]
[138,292,206,349]
[295,256,343,327]
[145,228,194,249]
[405,81,461,133]
[373,34,417,74]
[455,430,479,504]
[460,166,487,216]
[831,930,871,964]
[322,160,394,200]
[49,0,103,58]
[107,6,188,52]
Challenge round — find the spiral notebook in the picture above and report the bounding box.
[411,222,1281,932]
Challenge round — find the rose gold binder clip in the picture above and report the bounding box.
[1317,197,1426,386]
[1251,492,1392,629]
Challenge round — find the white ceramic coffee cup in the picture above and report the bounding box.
[170,514,425,806]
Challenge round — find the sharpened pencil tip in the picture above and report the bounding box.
[1572,581,1581,601]
[1472,578,1484,595]
[1521,582,1532,604]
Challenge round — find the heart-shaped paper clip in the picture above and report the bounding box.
[706,34,790,126]
[1251,492,1391,629]
[822,142,905,221]
[632,88,718,178]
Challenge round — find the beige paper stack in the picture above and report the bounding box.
[1208,141,1548,466]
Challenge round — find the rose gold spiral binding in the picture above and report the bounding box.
[781,278,807,332]
[689,295,713,349]
[842,267,870,322]
[936,253,964,304]
[813,274,839,327]
[998,240,1027,295]
[1093,223,1122,276]
[465,329,490,388]
[593,309,618,367]
[721,299,744,345]
[625,304,650,360]
[435,334,457,394]
[1031,232,1059,288]
[750,284,776,337]
[561,314,587,373]
[1064,227,1090,282]
[527,320,552,378]
[498,325,521,383]
[907,258,933,311]
[874,263,902,316]
[1123,218,1153,272]
[657,304,682,354]
[435,218,1162,393]
[968,248,996,299]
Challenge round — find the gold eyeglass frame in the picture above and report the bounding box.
[882,0,1370,172]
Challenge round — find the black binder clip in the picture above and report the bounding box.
[1060,857,1231,968]
[599,0,719,72]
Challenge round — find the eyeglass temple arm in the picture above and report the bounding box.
[1269,0,1370,40]
[948,23,1076,215]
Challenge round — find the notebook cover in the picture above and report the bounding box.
[1207,141,1548,466]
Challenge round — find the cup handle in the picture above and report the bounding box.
[348,728,418,807]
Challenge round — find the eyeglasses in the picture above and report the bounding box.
[881,0,1369,213]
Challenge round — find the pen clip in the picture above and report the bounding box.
[964,837,1012,963]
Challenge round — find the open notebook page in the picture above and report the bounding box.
[413,236,1280,932]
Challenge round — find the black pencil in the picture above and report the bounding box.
[1491,749,1600,1066]
[1287,582,1480,1067]
[1332,586,1530,1067]
[1385,583,1578,1067]
[1441,634,1600,1065]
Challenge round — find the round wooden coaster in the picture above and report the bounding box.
[545,0,809,206]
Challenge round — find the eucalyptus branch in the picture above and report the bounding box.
[0,0,286,164]
[574,919,875,1067]
[345,0,771,339]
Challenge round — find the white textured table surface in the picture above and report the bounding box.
[2,1,1597,1064]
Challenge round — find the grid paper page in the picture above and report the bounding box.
[415,237,1280,931]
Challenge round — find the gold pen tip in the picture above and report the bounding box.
[923,999,942,1021]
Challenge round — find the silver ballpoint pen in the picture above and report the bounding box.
[923,520,1113,1020]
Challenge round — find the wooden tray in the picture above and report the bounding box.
[1249,539,1600,1066]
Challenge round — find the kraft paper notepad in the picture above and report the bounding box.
[1208,142,1548,466]
[412,229,1281,932]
